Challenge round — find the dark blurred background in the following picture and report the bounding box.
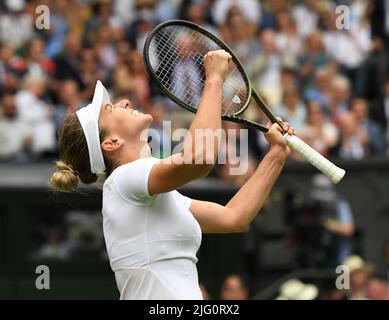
[0,0,388,300]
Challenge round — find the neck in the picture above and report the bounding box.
[113,141,151,168]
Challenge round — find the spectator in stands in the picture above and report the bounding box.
[22,38,56,77]
[350,98,386,156]
[220,274,250,300]
[300,100,339,158]
[276,278,319,300]
[115,41,132,67]
[275,10,301,59]
[311,174,355,267]
[0,42,23,92]
[338,112,369,160]
[15,74,56,157]
[212,0,262,29]
[328,74,351,127]
[182,0,218,35]
[323,9,372,97]
[221,7,260,66]
[0,92,32,161]
[54,79,86,130]
[91,25,118,78]
[299,31,328,91]
[111,63,134,100]
[304,67,332,114]
[154,0,179,23]
[251,29,283,107]
[0,0,34,49]
[261,0,288,30]
[126,0,157,52]
[43,0,69,59]
[343,255,374,300]
[292,0,319,39]
[85,0,124,43]
[128,51,151,107]
[367,277,389,300]
[54,32,84,89]
[79,48,103,102]
[275,83,307,132]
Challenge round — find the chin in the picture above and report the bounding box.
[143,113,154,125]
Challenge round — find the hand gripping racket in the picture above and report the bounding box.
[143,20,346,184]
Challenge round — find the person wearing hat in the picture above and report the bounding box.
[310,174,355,268]
[50,50,296,299]
[342,255,375,300]
[276,278,319,300]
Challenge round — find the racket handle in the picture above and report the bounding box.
[284,133,346,184]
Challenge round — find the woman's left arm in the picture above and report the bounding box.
[190,121,294,234]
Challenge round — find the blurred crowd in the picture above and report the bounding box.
[0,0,388,174]
[203,247,389,299]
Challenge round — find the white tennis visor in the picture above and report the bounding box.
[76,80,110,175]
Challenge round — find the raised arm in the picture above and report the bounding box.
[190,121,295,233]
[148,50,231,195]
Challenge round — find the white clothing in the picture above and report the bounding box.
[323,28,372,68]
[102,157,203,300]
[15,90,56,153]
[292,4,319,39]
[0,14,34,48]
[0,117,31,158]
[212,0,262,25]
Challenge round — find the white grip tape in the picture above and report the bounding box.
[284,133,346,184]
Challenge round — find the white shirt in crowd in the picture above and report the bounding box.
[102,157,203,300]
[292,3,319,39]
[0,13,34,49]
[323,27,372,69]
[0,117,30,159]
[212,0,262,26]
[15,90,56,154]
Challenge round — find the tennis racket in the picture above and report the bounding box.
[143,20,346,184]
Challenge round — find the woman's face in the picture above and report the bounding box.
[99,100,153,143]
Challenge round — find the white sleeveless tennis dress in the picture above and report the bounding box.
[102,157,203,300]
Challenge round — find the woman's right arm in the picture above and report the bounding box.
[148,50,231,195]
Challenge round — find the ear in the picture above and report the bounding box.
[101,136,124,153]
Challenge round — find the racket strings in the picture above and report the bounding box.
[148,25,249,116]
[157,30,246,101]
[152,32,205,105]
[152,28,247,110]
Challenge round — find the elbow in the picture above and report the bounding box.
[228,214,249,233]
[231,224,248,233]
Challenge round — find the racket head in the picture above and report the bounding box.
[143,19,252,117]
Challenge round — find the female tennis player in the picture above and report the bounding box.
[51,50,295,300]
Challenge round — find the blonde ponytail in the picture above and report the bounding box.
[50,161,79,192]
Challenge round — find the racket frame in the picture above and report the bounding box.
[143,20,255,119]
